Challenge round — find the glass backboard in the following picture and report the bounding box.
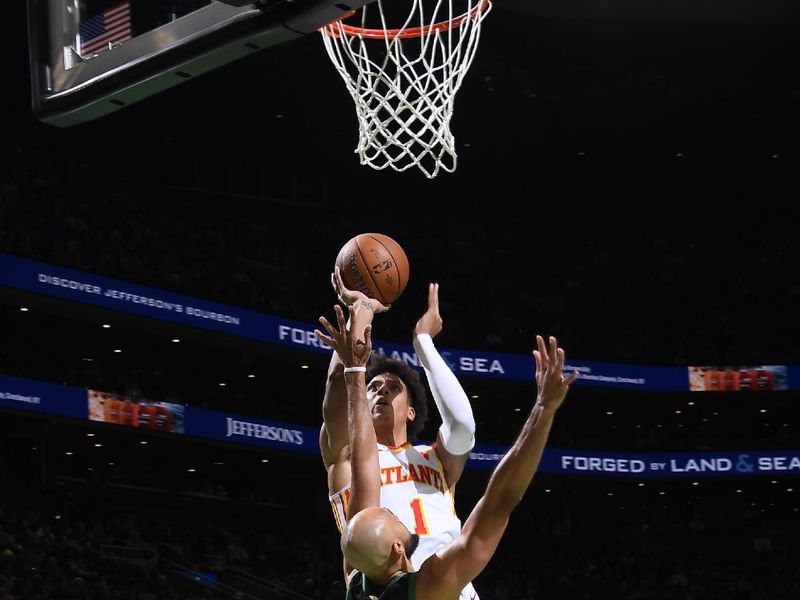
[27,0,370,127]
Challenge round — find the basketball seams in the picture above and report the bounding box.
[363,233,404,302]
[355,235,390,304]
[337,233,407,305]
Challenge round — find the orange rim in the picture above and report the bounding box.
[322,0,490,40]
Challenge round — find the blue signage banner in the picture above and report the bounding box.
[0,374,87,419]
[468,446,800,478]
[0,253,286,340]
[0,373,798,478]
[184,407,319,456]
[1,253,796,391]
[789,366,800,388]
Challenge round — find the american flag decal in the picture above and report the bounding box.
[79,1,132,57]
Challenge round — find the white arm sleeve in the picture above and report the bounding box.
[412,333,476,455]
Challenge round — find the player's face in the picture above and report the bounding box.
[367,373,413,431]
[367,373,406,412]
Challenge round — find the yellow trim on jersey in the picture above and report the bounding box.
[385,441,414,453]
[330,499,345,534]
[340,487,351,519]
[431,442,458,514]
[329,487,351,533]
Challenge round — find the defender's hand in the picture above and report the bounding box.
[532,335,578,412]
[315,304,373,368]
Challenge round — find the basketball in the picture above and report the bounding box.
[335,233,410,304]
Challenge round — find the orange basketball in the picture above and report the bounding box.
[335,233,410,304]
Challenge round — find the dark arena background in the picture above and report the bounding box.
[2,1,799,599]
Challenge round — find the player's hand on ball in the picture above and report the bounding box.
[332,267,390,313]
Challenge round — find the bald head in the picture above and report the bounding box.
[342,507,419,584]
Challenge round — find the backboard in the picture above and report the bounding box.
[27,0,370,127]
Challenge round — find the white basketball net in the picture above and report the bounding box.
[320,0,492,179]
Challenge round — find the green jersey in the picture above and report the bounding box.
[346,571,418,600]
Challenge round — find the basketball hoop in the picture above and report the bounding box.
[320,0,492,179]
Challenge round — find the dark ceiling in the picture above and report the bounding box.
[502,0,800,25]
[3,2,798,363]
[7,2,800,161]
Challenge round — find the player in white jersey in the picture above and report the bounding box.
[320,270,479,600]
[317,304,578,600]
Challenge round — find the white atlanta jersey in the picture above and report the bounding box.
[330,442,479,600]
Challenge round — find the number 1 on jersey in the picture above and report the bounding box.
[410,497,429,535]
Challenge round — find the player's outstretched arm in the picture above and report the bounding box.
[417,335,578,599]
[316,304,380,517]
[412,283,476,485]
[320,268,388,475]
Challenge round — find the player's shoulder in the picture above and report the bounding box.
[408,441,438,461]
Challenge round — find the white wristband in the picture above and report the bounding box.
[343,366,367,373]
